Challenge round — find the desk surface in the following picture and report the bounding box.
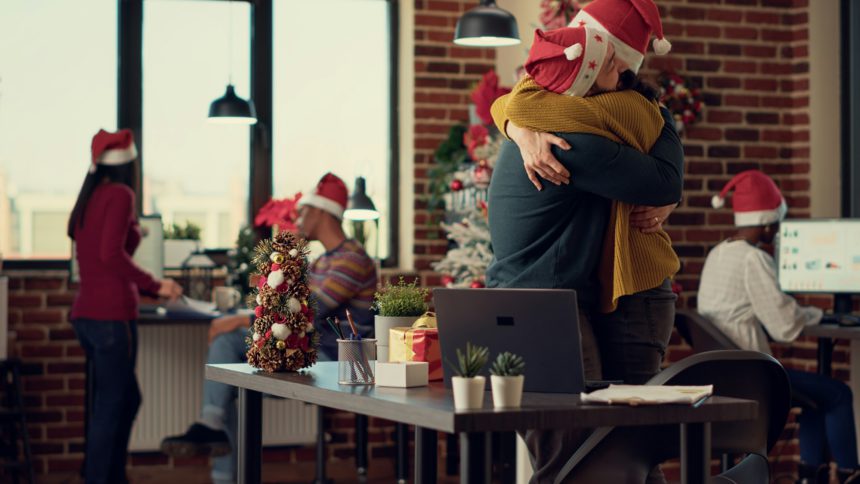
[206,362,758,434]
[802,324,860,339]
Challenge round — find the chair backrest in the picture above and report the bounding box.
[650,350,790,454]
[675,309,741,352]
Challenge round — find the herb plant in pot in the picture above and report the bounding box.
[372,277,429,362]
[490,352,525,408]
[447,342,489,410]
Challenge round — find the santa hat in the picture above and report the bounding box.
[525,26,609,97]
[297,173,349,220]
[711,170,788,227]
[90,129,138,173]
[569,0,671,74]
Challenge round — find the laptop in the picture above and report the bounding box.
[433,288,586,394]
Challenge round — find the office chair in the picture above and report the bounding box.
[554,350,791,484]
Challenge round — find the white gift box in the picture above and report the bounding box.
[374,361,429,388]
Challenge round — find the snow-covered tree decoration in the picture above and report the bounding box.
[432,204,493,288]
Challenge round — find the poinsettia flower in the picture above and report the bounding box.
[471,71,511,126]
[254,192,302,231]
[463,124,489,160]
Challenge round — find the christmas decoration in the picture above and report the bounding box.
[539,0,582,30]
[658,72,704,133]
[432,203,492,288]
[246,231,319,372]
[254,193,302,232]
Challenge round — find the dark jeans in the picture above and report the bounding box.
[72,319,141,484]
[788,368,859,469]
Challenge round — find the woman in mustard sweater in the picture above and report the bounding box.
[491,26,679,386]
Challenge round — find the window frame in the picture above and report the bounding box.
[842,0,860,217]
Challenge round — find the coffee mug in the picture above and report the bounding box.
[213,287,242,312]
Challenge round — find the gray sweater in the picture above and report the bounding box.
[486,107,684,309]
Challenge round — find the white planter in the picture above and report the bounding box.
[452,376,486,410]
[374,315,417,362]
[164,239,200,268]
[491,375,524,409]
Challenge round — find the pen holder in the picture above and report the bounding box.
[337,338,377,385]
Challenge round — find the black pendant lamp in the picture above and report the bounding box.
[344,177,380,221]
[454,0,520,48]
[208,0,257,124]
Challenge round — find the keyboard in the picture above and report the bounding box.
[821,314,860,327]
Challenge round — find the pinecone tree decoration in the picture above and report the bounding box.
[246,231,319,372]
[490,352,525,377]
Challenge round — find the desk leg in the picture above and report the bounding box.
[460,432,490,484]
[315,406,331,484]
[680,422,710,484]
[818,337,833,376]
[851,340,860,463]
[497,432,516,484]
[238,388,262,484]
[396,423,409,483]
[415,427,437,484]
[356,414,368,476]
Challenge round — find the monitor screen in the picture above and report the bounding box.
[777,219,860,293]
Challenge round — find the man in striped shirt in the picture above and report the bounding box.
[161,173,377,484]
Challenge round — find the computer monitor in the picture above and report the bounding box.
[777,219,860,294]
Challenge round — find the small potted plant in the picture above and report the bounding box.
[447,342,489,410]
[372,277,429,362]
[490,352,526,408]
[163,221,202,268]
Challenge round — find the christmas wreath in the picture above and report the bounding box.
[658,72,704,132]
[246,231,319,372]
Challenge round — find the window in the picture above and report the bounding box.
[272,0,394,260]
[0,0,117,259]
[142,0,251,249]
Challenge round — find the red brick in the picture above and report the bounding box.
[743,45,777,58]
[463,63,493,75]
[47,362,86,374]
[46,293,76,307]
[707,9,742,22]
[746,12,782,24]
[32,443,65,455]
[706,110,743,124]
[14,328,47,341]
[707,213,735,225]
[686,59,721,72]
[66,346,86,358]
[670,6,706,20]
[685,25,720,38]
[47,425,85,440]
[25,410,63,423]
[724,60,757,74]
[725,129,760,142]
[707,146,741,158]
[746,112,780,124]
[724,94,760,107]
[49,327,78,341]
[744,78,779,91]
[426,31,452,43]
[728,162,762,173]
[449,47,484,59]
[708,43,742,56]
[415,45,447,57]
[760,96,793,108]
[760,62,793,75]
[725,27,758,41]
[8,277,24,290]
[25,278,65,291]
[21,344,64,358]
[427,0,460,11]
[685,127,722,141]
[415,14,449,27]
[22,309,64,324]
[669,40,705,55]
[9,293,44,308]
[686,161,724,175]
[426,62,459,74]
[46,393,85,406]
[707,77,741,89]
[762,129,795,143]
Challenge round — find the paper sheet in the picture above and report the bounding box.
[581,384,714,406]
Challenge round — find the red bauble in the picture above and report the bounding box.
[286,333,299,349]
[276,283,289,293]
[274,313,287,323]
[257,277,266,289]
[254,306,265,318]
[271,263,281,271]
[470,280,485,288]
[450,179,463,191]
[441,275,455,286]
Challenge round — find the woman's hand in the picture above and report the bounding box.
[209,315,250,345]
[630,203,677,234]
[157,278,183,301]
[507,122,572,191]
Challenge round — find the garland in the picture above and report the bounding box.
[658,72,704,132]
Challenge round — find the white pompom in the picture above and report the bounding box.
[252,332,261,342]
[271,323,291,341]
[711,195,725,209]
[652,37,672,55]
[299,331,306,338]
[287,297,302,314]
[269,251,282,262]
[256,294,262,305]
[564,43,583,61]
[306,323,315,333]
[289,249,298,257]
[267,269,285,288]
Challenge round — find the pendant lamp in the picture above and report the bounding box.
[454,0,520,48]
[208,1,257,124]
[344,177,380,221]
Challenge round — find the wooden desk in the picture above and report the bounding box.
[206,362,758,484]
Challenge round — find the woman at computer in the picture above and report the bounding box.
[67,129,182,484]
[698,169,860,484]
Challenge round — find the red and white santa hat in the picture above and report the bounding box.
[711,170,788,227]
[525,26,609,97]
[297,173,349,220]
[90,129,138,173]
[569,0,671,74]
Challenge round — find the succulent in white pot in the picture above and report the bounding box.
[447,342,489,410]
[372,277,429,362]
[490,352,526,408]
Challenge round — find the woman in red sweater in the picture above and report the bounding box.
[67,129,182,484]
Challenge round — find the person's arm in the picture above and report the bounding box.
[490,94,512,139]
[551,107,684,206]
[743,250,823,343]
[310,255,371,321]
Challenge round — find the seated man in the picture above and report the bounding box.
[698,170,860,484]
[160,173,377,484]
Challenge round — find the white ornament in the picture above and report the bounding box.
[271,323,291,341]
[269,251,283,262]
[287,297,302,314]
[267,270,285,288]
[289,249,298,258]
[252,332,261,342]
[256,294,262,305]
[306,323,315,333]
[299,331,306,338]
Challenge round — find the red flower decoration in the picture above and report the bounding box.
[271,263,281,271]
[274,313,287,323]
[276,283,289,294]
[471,71,511,126]
[286,333,299,349]
[464,124,489,161]
[257,277,266,289]
[254,306,264,318]
[254,193,302,231]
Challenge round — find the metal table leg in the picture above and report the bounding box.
[680,422,711,484]
[314,406,331,484]
[415,427,437,484]
[818,337,833,376]
[459,432,490,484]
[396,423,409,483]
[356,414,368,476]
[238,389,263,484]
[497,432,516,484]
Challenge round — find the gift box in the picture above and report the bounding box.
[375,361,429,388]
[389,313,442,381]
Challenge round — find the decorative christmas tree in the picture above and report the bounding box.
[246,231,319,372]
[432,203,492,288]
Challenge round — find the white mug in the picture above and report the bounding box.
[213,286,242,312]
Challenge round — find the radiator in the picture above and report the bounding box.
[130,323,317,451]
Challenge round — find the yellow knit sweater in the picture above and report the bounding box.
[490,77,680,313]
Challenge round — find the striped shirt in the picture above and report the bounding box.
[698,240,822,355]
[309,239,377,357]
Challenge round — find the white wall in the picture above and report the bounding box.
[398,0,415,270]
[495,0,543,88]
